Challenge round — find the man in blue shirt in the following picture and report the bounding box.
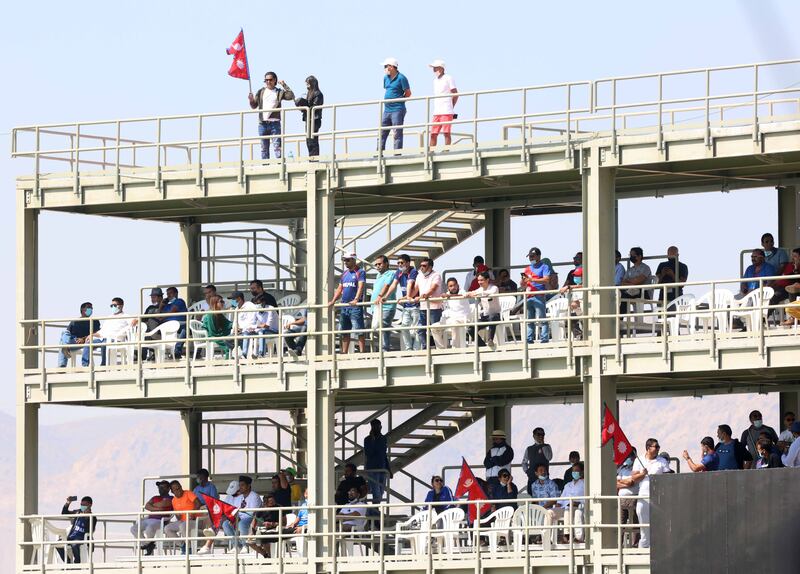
[369,255,397,351]
[193,468,219,506]
[522,247,551,343]
[328,252,366,354]
[163,286,189,358]
[738,249,776,299]
[380,57,411,151]
[377,254,419,351]
[714,424,752,470]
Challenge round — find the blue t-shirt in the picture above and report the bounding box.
[340,268,366,303]
[394,268,419,308]
[715,441,738,470]
[742,263,777,292]
[526,262,551,293]
[701,452,720,471]
[163,298,188,322]
[383,72,410,112]
[193,482,219,505]
[297,501,308,527]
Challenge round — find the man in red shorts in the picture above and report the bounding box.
[428,59,458,147]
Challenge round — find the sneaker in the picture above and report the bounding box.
[197,545,211,555]
[287,348,298,358]
[143,542,155,556]
[203,528,216,538]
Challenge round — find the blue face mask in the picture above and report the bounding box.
[537,473,548,481]
[230,300,239,309]
[80,505,89,512]
[571,471,581,481]
[110,305,119,312]
[84,308,93,317]
[574,276,583,285]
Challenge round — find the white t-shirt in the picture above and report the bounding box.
[432,74,457,116]
[417,271,443,310]
[779,429,795,444]
[632,456,669,497]
[340,501,367,528]
[98,313,134,340]
[616,466,639,497]
[228,490,263,516]
[236,301,259,331]
[256,306,279,332]
[261,88,280,121]
[558,478,585,508]
[472,285,501,316]
[443,291,472,320]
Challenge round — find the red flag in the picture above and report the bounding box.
[601,404,633,465]
[204,495,239,529]
[225,30,250,80]
[453,458,490,522]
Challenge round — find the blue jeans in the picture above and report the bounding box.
[285,324,307,353]
[366,471,387,504]
[258,120,282,159]
[58,330,78,367]
[82,338,107,367]
[400,307,420,350]
[380,109,406,150]
[256,327,278,357]
[221,514,253,548]
[417,308,443,350]
[526,296,550,343]
[373,305,396,351]
[339,306,365,338]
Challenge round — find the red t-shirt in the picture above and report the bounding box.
[776,263,799,288]
[147,495,173,519]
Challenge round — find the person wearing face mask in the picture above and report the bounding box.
[522,427,553,494]
[161,286,188,359]
[254,293,280,357]
[554,462,585,544]
[529,463,560,509]
[714,424,752,470]
[293,75,324,157]
[369,255,397,352]
[522,247,552,344]
[57,495,96,563]
[202,295,233,358]
[248,71,295,160]
[376,254,418,351]
[631,438,669,549]
[431,277,471,348]
[559,253,585,340]
[740,410,778,460]
[228,290,259,358]
[760,232,789,270]
[58,302,100,368]
[249,279,278,308]
[615,452,639,547]
[428,59,458,147]
[415,257,443,350]
[379,57,411,151]
[491,469,518,511]
[682,436,719,472]
[755,438,784,469]
[83,297,135,367]
[619,247,652,313]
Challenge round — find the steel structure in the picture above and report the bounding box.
[14,58,800,573]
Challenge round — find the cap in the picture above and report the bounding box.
[343,252,357,260]
[155,480,170,487]
[229,290,244,300]
[283,467,297,477]
[491,429,506,439]
[527,248,540,257]
[381,57,399,68]
[150,288,163,296]
[225,480,239,496]
[238,475,253,485]
[428,59,446,69]
[791,421,800,433]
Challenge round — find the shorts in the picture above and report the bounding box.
[431,114,454,135]
[339,306,365,334]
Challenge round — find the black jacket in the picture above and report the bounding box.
[295,90,324,123]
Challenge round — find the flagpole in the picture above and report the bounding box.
[242,27,252,94]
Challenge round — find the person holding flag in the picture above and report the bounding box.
[631,438,670,549]
[249,72,295,160]
[196,490,239,555]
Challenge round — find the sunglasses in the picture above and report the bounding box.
[265,78,276,82]
[432,478,442,483]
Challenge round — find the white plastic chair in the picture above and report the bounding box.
[430,507,465,554]
[140,321,181,362]
[474,506,514,553]
[30,521,69,564]
[278,294,302,307]
[545,296,570,342]
[512,504,551,551]
[189,320,222,361]
[394,509,436,555]
[692,289,735,333]
[665,294,696,336]
[496,296,518,344]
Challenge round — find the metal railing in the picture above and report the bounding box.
[12,59,800,189]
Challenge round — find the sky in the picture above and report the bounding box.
[1,1,798,459]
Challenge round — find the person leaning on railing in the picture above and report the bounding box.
[466,271,501,347]
[424,475,454,509]
[328,252,367,354]
[369,254,397,352]
[376,253,419,352]
[57,495,96,564]
[415,257,443,351]
[522,247,552,344]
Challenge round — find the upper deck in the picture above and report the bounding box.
[12,59,800,222]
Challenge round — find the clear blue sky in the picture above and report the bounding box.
[1,0,798,423]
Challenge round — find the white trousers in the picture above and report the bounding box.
[130,518,163,542]
[636,499,650,548]
[430,312,468,349]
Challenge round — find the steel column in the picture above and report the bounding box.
[484,208,511,270]
[485,405,511,452]
[179,222,203,305]
[777,185,799,430]
[181,410,203,489]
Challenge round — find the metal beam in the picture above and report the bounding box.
[484,208,511,270]
[179,222,202,304]
[181,410,202,489]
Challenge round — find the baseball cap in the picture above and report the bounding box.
[225,480,239,496]
[283,467,297,477]
[229,290,244,300]
[150,288,163,296]
[381,57,399,68]
[428,59,446,69]
[155,480,170,487]
[343,252,357,260]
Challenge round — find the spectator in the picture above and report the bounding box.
[284,309,307,357]
[522,427,553,494]
[560,255,585,340]
[370,254,397,351]
[465,255,493,291]
[491,469,518,510]
[282,467,303,505]
[780,421,800,467]
[335,463,369,505]
[338,487,368,531]
[328,252,366,354]
[715,424,752,470]
[562,451,581,485]
[761,232,789,270]
[162,287,189,358]
[521,247,551,344]
[294,75,324,157]
[778,411,796,445]
[466,271,502,346]
[615,452,639,545]
[772,248,800,311]
[496,269,518,293]
[248,71,295,160]
[142,288,165,336]
[380,57,411,151]
[415,257,443,349]
[655,246,689,303]
[57,495,96,564]
[273,473,292,508]
[131,480,173,555]
[682,436,719,472]
[229,290,259,357]
[529,462,560,508]
[253,292,280,357]
[193,468,218,506]
[197,284,218,312]
[377,254,418,351]
[631,438,669,549]
[619,247,652,313]
[57,302,100,368]
[740,409,778,460]
[164,481,201,553]
[246,494,280,558]
[83,297,135,367]
[364,419,391,505]
[614,250,625,286]
[738,249,776,300]
[431,277,472,348]
[428,59,458,147]
[554,462,585,544]
[220,475,261,549]
[292,488,309,531]
[424,475,455,509]
[249,279,278,308]
[202,295,233,358]
[755,437,784,469]
[483,429,514,488]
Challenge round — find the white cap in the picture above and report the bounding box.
[225,480,239,496]
[428,59,446,69]
[343,252,358,260]
[381,57,399,68]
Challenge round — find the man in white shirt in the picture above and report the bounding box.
[431,278,472,348]
[780,421,800,467]
[337,488,367,531]
[415,257,443,350]
[428,59,458,147]
[221,475,262,549]
[229,291,260,358]
[248,72,295,160]
[466,272,501,346]
[83,297,135,367]
[254,293,280,357]
[631,438,670,549]
[778,411,796,445]
[554,462,585,543]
